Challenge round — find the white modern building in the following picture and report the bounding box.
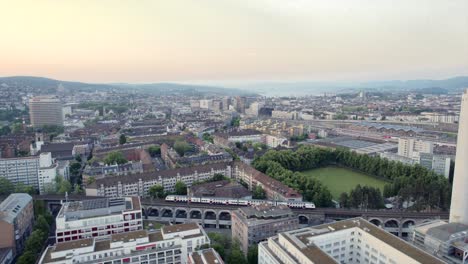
[398,138,434,158]
[55,197,143,243]
[38,152,58,193]
[40,223,210,264]
[259,218,444,264]
[0,152,57,193]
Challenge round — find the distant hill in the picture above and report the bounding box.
[0,76,257,96]
[222,76,468,96]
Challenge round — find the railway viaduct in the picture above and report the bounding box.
[35,195,449,238]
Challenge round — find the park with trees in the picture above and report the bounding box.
[252,145,451,210]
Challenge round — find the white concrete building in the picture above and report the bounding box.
[259,218,444,264]
[40,223,210,264]
[263,134,287,148]
[272,110,299,120]
[38,152,58,193]
[0,152,56,193]
[199,99,213,109]
[0,156,40,188]
[398,138,434,158]
[55,197,143,243]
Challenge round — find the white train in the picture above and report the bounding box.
[165,195,315,209]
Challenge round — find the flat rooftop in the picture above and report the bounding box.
[0,193,32,224]
[162,222,200,235]
[190,248,223,264]
[237,204,293,219]
[284,218,445,264]
[58,197,140,221]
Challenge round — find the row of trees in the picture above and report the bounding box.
[17,201,54,264]
[334,148,451,210]
[252,146,451,210]
[0,178,35,195]
[339,185,385,209]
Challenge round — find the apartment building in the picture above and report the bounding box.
[233,161,303,202]
[40,223,210,264]
[86,162,232,197]
[232,204,298,255]
[0,152,57,193]
[29,96,63,127]
[259,218,444,264]
[412,220,468,264]
[398,138,434,158]
[86,160,301,203]
[0,193,34,258]
[55,197,143,243]
[262,134,287,148]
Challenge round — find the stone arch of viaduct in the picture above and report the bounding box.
[142,205,443,237]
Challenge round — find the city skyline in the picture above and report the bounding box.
[1,0,467,83]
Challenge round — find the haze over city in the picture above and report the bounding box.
[1,0,467,84]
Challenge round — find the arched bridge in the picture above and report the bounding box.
[34,195,449,238]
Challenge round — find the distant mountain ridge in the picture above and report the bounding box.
[0,76,257,96]
[221,76,468,96]
[1,75,468,97]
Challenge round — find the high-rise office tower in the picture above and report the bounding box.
[450,89,468,225]
[29,96,63,128]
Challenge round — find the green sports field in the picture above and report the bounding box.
[301,167,387,199]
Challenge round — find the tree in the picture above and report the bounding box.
[231,117,241,127]
[69,162,81,175]
[119,134,127,145]
[149,184,165,199]
[228,241,248,264]
[202,133,214,143]
[24,230,46,253]
[0,178,14,195]
[12,123,23,134]
[0,125,11,136]
[147,145,161,157]
[58,180,72,194]
[86,176,96,185]
[213,173,225,182]
[173,141,192,157]
[36,215,50,233]
[175,181,187,195]
[339,192,350,208]
[73,184,83,194]
[247,245,258,264]
[17,251,36,264]
[14,183,36,195]
[104,151,127,165]
[252,185,266,199]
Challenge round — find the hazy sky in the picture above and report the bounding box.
[1,0,467,83]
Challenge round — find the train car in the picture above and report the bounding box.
[165,195,316,209]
